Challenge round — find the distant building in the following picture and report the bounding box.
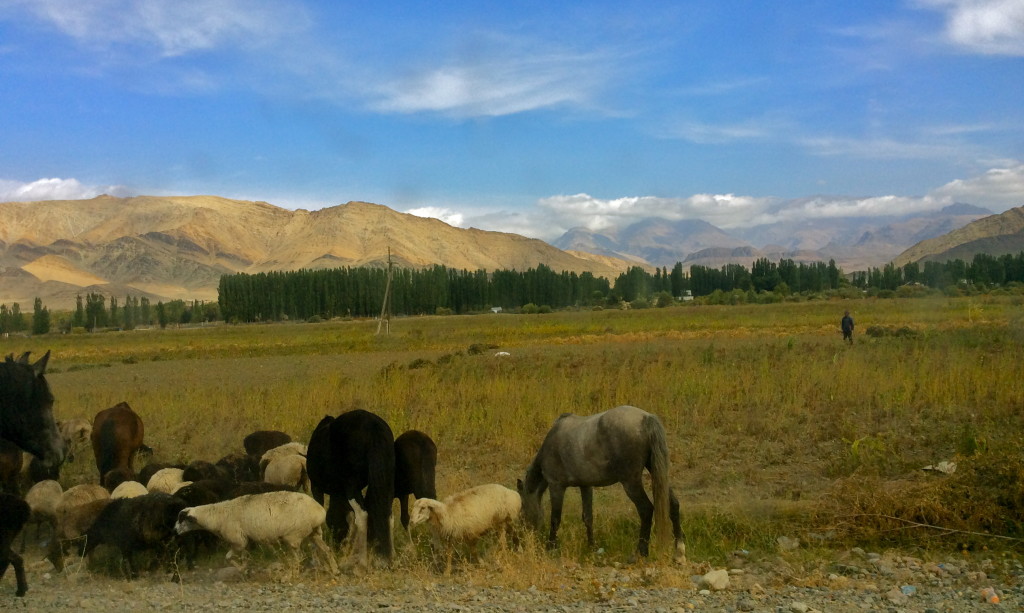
[491,307,502,314]
[682,290,694,302]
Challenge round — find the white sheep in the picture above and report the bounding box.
[263,454,308,492]
[58,418,92,449]
[110,481,149,499]
[20,479,63,550]
[174,490,338,574]
[409,483,521,561]
[259,442,307,474]
[146,467,189,494]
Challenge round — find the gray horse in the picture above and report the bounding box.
[518,405,685,560]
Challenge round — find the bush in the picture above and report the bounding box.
[521,303,539,314]
[435,307,453,316]
[537,305,552,314]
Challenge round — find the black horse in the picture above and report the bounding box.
[393,429,437,531]
[307,409,395,562]
[0,352,65,470]
[518,405,685,560]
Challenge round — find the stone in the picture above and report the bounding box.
[700,569,730,591]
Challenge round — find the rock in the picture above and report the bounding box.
[736,596,756,611]
[700,569,730,591]
[790,603,809,613]
[777,536,800,551]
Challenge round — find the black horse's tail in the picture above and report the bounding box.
[644,414,672,554]
[365,443,396,562]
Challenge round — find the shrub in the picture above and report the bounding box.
[521,303,539,314]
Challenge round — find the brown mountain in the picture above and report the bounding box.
[892,206,1024,267]
[0,195,640,308]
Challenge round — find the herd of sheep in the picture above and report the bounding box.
[0,402,524,597]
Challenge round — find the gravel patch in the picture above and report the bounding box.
[4,548,1021,611]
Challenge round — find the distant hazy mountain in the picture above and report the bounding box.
[552,218,748,268]
[892,206,1024,267]
[553,203,992,272]
[0,196,640,308]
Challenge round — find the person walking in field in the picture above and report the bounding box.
[841,310,854,344]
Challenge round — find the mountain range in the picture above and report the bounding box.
[1,195,1020,310]
[0,196,638,309]
[551,203,994,272]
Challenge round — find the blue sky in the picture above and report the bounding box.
[1,0,1022,240]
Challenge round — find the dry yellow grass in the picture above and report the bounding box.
[19,294,1024,572]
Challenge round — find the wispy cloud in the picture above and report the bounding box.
[8,0,308,57]
[0,177,133,201]
[799,135,963,159]
[918,0,1024,55]
[367,36,615,118]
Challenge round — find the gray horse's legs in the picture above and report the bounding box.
[580,486,594,547]
[547,485,567,549]
[621,478,655,557]
[669,488,686,560]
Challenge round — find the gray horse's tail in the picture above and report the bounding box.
[644,414,672,554]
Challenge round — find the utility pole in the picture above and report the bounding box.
[376,247,393,335]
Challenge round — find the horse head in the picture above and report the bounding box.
[2,351,67,468]
[516,466,545,530]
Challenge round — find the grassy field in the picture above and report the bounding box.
[10,294,1024,569]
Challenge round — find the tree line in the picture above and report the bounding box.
[0,293,220,335]
[851,252,1024,290]
[6,251,1024,332]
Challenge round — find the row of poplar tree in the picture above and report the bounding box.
[5,251,1022,332]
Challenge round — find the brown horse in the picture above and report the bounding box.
[91,402,147,484]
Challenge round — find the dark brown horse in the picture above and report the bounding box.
[393,430,437,530]
[307,410,395,561]
[0,439,23,495]
[91,402,147,484]
[0,351,65,470]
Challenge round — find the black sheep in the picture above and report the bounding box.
[215,453,260,483]
[81,492,188,579]
[0,492,30,596]
[242,430,291,458]
[182,460,228,483]
[174,479,233,506]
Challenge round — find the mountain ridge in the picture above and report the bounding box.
[0,196,643,308]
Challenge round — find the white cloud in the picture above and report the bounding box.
[10,0,308,57]
[799,135,962,159]
[0,177,133,201]
[928,162,1024,207]
[368,39,611,117]
[918,0,1024,55]
[536,193,777,232]
[403,206,465,228]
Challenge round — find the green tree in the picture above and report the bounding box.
[157,301,168,329]
[32,297,50,335]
